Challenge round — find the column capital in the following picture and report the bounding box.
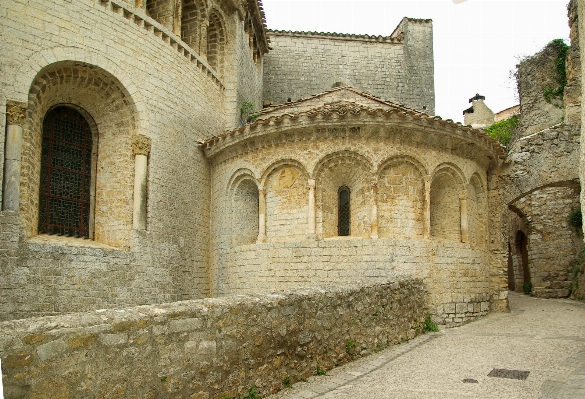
[6,101,27,126]
[459,192,468,200]
[132,135,152,156]
[308,179,316,189]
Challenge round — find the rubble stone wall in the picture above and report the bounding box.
[0,280,427,399]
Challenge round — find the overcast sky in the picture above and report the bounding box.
[261,0,570,123]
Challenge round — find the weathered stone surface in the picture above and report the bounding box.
[0,280,427,399]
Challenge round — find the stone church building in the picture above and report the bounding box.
[4,0,585,397]
[1,0,508,326]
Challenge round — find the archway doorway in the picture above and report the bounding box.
[516,230,530,289]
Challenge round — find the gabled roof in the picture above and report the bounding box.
[255,85,421,120]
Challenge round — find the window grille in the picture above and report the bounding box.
[338,186,350,236]
[39,107,93,238]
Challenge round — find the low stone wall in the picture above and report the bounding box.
[0,280,427,399]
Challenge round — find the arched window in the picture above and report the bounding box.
[207,12,226,75]
[181,0,199,51]
[338,186,350,236]
[39,106,94,238]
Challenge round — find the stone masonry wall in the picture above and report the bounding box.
[509,185,582,297]
[221,239,490,326]
[0,0,231,320]
[263,19,434,114]
[0,280,427,399]
[516,42,566,137]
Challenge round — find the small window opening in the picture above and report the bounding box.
[338,186,350,236]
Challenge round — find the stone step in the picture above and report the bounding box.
[532,288,570,299]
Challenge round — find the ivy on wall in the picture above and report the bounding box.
[542,38,569,108]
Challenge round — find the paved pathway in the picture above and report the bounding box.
[267,293,585,399]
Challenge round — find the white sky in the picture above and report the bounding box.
[261,0,570,123]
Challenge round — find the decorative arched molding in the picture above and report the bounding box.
[430,163,466,241]
[23,61,139,247]
[16,47,145,132]
[430,162,466,190]
[312,150,374,179]
[227,167,259,195]
[230,173,259,246]
[260,159,310,242]
[206,7,228,75]
[376,154,429,179]
[259,158,309,187]
[313,150,374,239]
[376,155,426,239]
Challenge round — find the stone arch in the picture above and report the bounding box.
[181,0,203,51]
[263,161,309,242]
[260,158,309,187]
[430,164,465,241]
[508,203,531,293]
[24,61,138,248]
[314,151,373,239]
[146,0,175,30]
[14,48,145,123]
[467,173,487,248]
[227,167,259,193]
[230,172,259,246]
[206,9,227,76]
[377,156,426,239]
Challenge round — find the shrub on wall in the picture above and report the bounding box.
[485,115,518,146]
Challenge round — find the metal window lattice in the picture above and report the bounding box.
[39,107,92,238]
[338,187,350,236]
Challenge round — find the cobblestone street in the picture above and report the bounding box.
[268,293,585,399]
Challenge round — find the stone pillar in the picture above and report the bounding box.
[307,179,316,237]
[257,187,266,243]
[423,177,431,238]
[3,101,26,211]
[132,135,151,230]
[370,180,378,239]
[200,20,209,59]
[172,0,182,37]
[460,192,468,243]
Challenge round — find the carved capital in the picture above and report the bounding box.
[6,101,27,126]
[459,192,468,201]
[308,179,316,189]
[132,134,151,156]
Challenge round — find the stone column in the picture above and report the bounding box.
[257,187,266,243]
[172,0,182,37]
[200,20,209,59]
[423,177,431,238]
[307,179,316,237]
[132,135,151,230]
[459,192,468,243]
[3,101,26,211]
[370,180,378,239]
